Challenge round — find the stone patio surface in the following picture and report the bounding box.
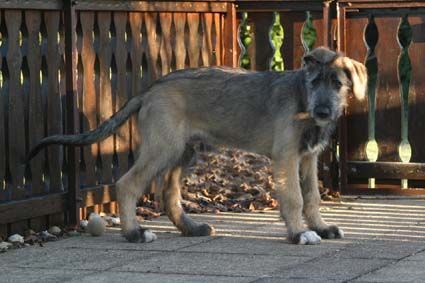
[1,197,425,282]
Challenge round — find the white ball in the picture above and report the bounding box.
[87,214,106,236]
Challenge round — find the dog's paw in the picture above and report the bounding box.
[293,231,322,245]
[143,229,158,242]
[123,227,157,243]
[183,223,216,237]
[315,225,344,239]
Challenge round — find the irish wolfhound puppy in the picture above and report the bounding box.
[28,47,367,244]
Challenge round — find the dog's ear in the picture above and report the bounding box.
[336,57,368,100]
[302,47,338,69]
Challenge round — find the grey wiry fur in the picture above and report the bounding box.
[28,47,367,244]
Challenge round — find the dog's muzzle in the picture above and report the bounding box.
[313,105,332,125]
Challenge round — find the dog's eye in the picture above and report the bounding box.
[311,77,321,86]
[332,78,342,88]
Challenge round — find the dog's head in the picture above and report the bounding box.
[302,47,367,126]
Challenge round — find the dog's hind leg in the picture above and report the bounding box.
[116,164,158,243]
[117,114,186,243]
[300,154,344,239]
[162,146,215,236]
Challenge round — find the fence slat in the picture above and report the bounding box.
[187,13,200,67]
[114,12,130,177]
[409,15,425,164]
[5,11,25,200]
[374,17,401,162]
[79,12,98,186]
[129,12,143,155]
[0,11,5,201]
[345,17,369,161]
[97,12,113,184]
[213,13,222,65]
[26,11,44,196]
[159,13,173,74]
[45,11,63,192]
[202,13,213,66]
[144,12,160,82]
[173,13,186,70]
[250,12,273,71]
[80,12,98,187]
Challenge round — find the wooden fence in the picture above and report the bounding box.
[0,0,424,238]
[337,0,425,195]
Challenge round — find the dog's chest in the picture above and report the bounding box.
[300,124,332,154]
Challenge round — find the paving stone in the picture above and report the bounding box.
[68,271,252,283]
[272,257,391,281]
[252,276,339,283]
[404,249,425,261]
[353,260,425,283]
[0,267,94,283]
[56,228,214,252]
[181,236,348,257]
[113,251,307,278]
[0,244,159,270]
[332,240,424,260]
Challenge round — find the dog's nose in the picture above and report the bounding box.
[314,106,331,120]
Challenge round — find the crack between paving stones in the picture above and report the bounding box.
[60,248,164,282]
[174,235,223,251]
[62,245,309,257]
[252,244,358,283]
[61,237,225,281]
[97,269,257,278]
[344,247,425,283]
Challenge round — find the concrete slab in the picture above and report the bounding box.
[68,271,253,283]
[353,260,425,283]
[403,249,425,261]
[56,228,215,252]
[0,244,160,270]
[332,240,425,260]
[271,257,391,281]
[181,236,349,257]
[252,276,340,283]
[113,251,308,278]
[0,267,95,283]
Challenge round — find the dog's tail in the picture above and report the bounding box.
[26,94,144,162]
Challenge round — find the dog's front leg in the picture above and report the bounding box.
[273,154,322,245]
[300,154,344,239]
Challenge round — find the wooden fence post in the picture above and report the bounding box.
[336,3,348,193]
[224,2,238,67]
[63,0,80,226]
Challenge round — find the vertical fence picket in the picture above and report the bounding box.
[128,12,143,157]
[144,12,160,82]
[187,13,201,67]
[213,13,222,66]
[345,17,369,163]
[45,11,63,192]
[173,13,187,70]
[5,11,25,200]
[0,11,6,201]
[26,11,44,196]
[97,12,113,184]
[374,18,401,163]
[202,13,213,66]
[79,12,97,187]
[250,13,274,71]
[159,13,173,75]
[409,15,425,164]
[114,12,130,177]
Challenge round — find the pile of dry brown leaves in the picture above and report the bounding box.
[137,147,337,220]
